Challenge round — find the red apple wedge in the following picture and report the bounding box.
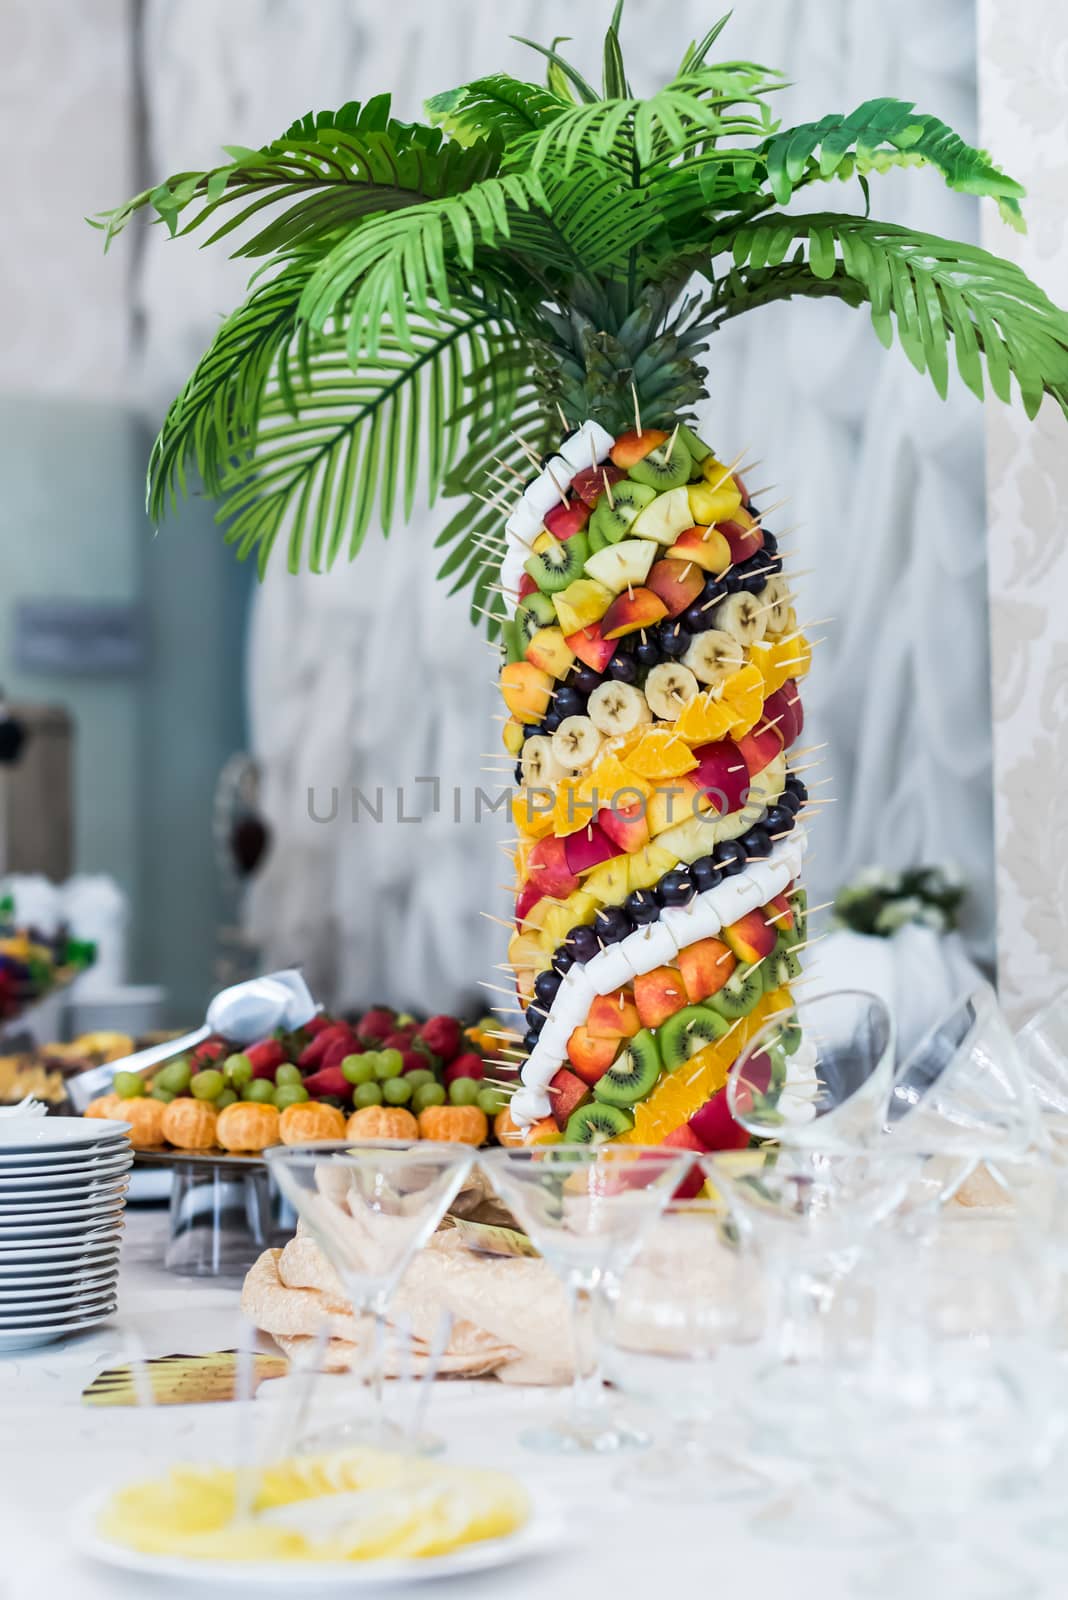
[601,586,669,640]
[688,1086,750,1152]
[587,988,642,1040]
[737,722,785,778]
[544,499,590,540]
[692,738,750,816]
[722,909,778,964]
[565,622,617,674]
[677,937,737,1003]
[596,800,650,854]
[563,823,623,876]
[549,1066,591,1130]
[633,966,688,1029]
[646,557,705,617]
[526,836,580,898]
[567,1025,619,1085]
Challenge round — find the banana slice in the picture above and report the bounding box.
[587,681,652,737]
[683,629,744,688]
[551,715,602,770]
[714,592,768,647]
[644,662,700,720]
[762,575,793,632]
[520,735,565,787]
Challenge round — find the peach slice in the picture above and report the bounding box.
[525,626,576,678]
[567,1025,619,1085]
[646,557,705,618]
[764,892,795,932]
[634,966,689,1030]
[723,909,778,964]
[597,799,651,854]
[587,989,642,1041]
[524,1116,564,1145]
[500,661,553,724]
[610,428,670,469]
[565,622,617,674]
[678,937,737,1003]
[717,507,764,563]
[601,586,669,640]
[544,499,590,540]
[666,526,732,574]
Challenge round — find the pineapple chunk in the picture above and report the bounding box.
[582,857,631,905]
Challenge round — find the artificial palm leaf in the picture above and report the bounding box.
[99,4,1068,628]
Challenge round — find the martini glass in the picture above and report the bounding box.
[887,982,1041,1165]
[728,989,895,1150]
[599,1198,770,1501]
[265,1140,473,1453]
[482,1144,693,1454]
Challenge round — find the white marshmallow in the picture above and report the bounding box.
[558,420,614,471]
[533,1009,569,1062]
[511,1085,552,1126]
[499,547,527,600]
[506,500,544,545]
[622,920,678,973]
[585,943,636,993]
[523,456,573,520]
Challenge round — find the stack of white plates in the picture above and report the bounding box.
[0,1118,132,1350]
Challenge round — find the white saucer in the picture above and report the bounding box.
[0,1304,117,1350]
[0,1154,133,1183]
[0,1264,119,1292]
[0,1119,130,1153]
[0,1213,125,1241]
[0,1166,132,1195]
[0,1194,127,1222]
[0,1237,123,1265]
[0,1285,117,1322]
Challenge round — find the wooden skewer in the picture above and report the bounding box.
[602,470,616,509]
[479,912,515,932]
[665,422,681,462]
[493,455,526,483]
[546,465,570,508]
[702,446,750,496]
[631,381,643,437]
[511,430,542,468]
[555,402,571,432]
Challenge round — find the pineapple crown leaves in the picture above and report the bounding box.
[97,3,1068,634]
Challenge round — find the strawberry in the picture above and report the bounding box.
[247,1039,287,1080]
[319,1032,362,1071]
[357,1006,396,1043]
[302,1014,335,1038]
[380,1030,416,1052]
[662,1123,706,1199]
[190,1038,228,1067]
[298,1023,353,1070]
[416,1015,463,1063]
[301,1066,353,1102]
[400,1050,429,1075]
[443,1053,484,1085]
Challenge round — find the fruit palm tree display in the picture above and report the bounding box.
[101,7,1068,1148]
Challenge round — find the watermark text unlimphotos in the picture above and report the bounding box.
[306,780,746,826]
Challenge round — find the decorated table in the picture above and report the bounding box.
[3,1209,1064,1600]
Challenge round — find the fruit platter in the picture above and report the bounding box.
[83,1004,521,1159]
[496,416,811,1154]
[0,893,95,1032]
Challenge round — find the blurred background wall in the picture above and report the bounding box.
[3,0,1056,1023]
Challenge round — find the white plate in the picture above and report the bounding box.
[0,1237,122,1264]
[0,1305,116,1350]
[0,1288,117,1324]
[0,1184,127,1203]
[0,1264,118,1292]
[0,1169,131,1197]
[0,1119,130,1152]
[0,1215,124,1242]
[75,1489,562,1588]
[0,1154,133,1183]
[0,1196,127,1223]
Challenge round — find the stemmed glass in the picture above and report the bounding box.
[598,1198,770,1501]
[482,1144,692,1455]
[887,982,1041,1161]
[1016,983,1068,1140]
[727,989,895,1149]
[265,1140,474,1453]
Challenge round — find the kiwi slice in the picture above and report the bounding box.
[678,423,713,468]
[589,481,656,545]
[565,1101,634,1143]
[587,520,612,554]
[501,616,525,665]
[594,1027,661,1107]
[516,591,557,647]
[787,887,808,944]
[659,1004,730,1072]
[707,964,764,1021]
[524,532,590,595]
[628,437,692,492]
[766,943,802,989]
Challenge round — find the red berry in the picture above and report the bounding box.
[247,1039,286,1080]
[357,1007,396,1043]
[443,1053,485,1085]
[298,1023,353,1070]
[380,1030,415,1052]
[416,1015,463,1063]
[302,1014,335,1038]
[319,1033,362,1072]
[687,1087,749,1152]
[400,1051,428,1075]
[301,1066,352,1101]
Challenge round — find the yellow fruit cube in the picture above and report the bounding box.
[502,718,525,757]
[583,857,631,905]
[655,813,718,863]
[552,578,614,635]
[689,477,743,524]
[627,843,677,892]
[525,627,575,679]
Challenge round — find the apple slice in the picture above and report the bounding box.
[587,988,642,1040]
[737,722,785,777]
[722,909,778,964]
[665,526,732,574]
[633,966,689,1029]
[553,578,614,635]
[571,460,625,508]
[525,626,576,678]
[544,499,590,540]
[550,1067,591,1131]
[691,738,750,815]
[601,586,669,640]
[583,538,657,594]
[764,681,804,747]
[514,879,545,928]
[565,622,617,674]
[646,557,705,617]
[677,937,736,1003]
[527,835,581,899]
[688,1086,749,1152]
[567,1025,619,1085]
[517,572,538,601]
[597,799,651,854]
[717,507,764,563]
[630,485,694,544]
[563,823,623,876]
[610,428,670,469]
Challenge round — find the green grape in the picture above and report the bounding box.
[394,1011,417,1027]
[449,1077,481,1107]
[477,1087,507,1115]
[215,1089,238,1110]
[275,1062,302,1087]
[383,1076,413,1106]
[353,1081,383,1108]
[342,1054,376,1086]
[150,1085,175,1103]
[113,1071,146,1099]
[403,1068,435,1090]
[225,1053,253,1088]
[191,1069,225,1100]
[157,1056,192,1094]
[274,1084,310,1109]
[243,1079,275,1103]
[412,1082,446,1113]
[375,1049,404,1081]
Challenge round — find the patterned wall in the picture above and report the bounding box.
[979,0,1068,1022]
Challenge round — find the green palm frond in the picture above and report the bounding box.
[724,214,1068,416]
[425,75,566,144]
[761,99,1026,228]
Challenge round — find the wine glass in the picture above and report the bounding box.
[1016,984,1068,1142]
[599,1198,770,1500]
[843,1204,1060,1599]
[727,989,895,1150]
[265,1140,474,1452]
[482,1144,693,1455]
[887,983,1041,1162]
[704,1147,923,1546]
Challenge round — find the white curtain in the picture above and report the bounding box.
[137,0,992,1010]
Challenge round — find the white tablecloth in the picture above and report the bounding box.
[1,1209,1060,1598]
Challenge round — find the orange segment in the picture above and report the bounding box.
[675,692,735,745]
[623,987,791,1145]
[721,664,766,736]
[625,728,698,780]
[513,792,556,840]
